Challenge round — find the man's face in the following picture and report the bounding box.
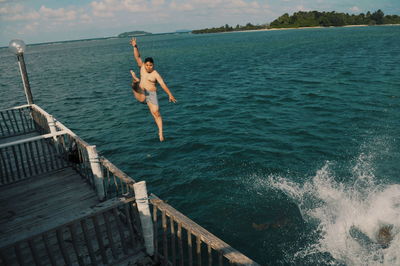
[145,62,154,73]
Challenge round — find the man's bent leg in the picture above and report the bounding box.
[130,70,145,102]
[132,82,146,102]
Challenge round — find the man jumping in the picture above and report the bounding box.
[130,38,177,142]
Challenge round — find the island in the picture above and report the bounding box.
[118,31,152,38]
[192,9,400,34]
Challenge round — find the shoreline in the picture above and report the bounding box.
[201,23,400,34]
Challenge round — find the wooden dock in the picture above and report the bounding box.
[0,167,147,265]
[0,104,259,266]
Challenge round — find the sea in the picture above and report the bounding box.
[1,25,399,265]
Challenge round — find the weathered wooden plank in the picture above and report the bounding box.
[33,139,45,173]
[0,248,10,266]
[14,243,25,266]
[188,230,193,266]
[4,148,15,182]
[10,146,22,180]
[44,139,56,171]
[208,243,212,266]
[2,209,139,266]
[0,131,67,149]
[112,208,128,255]
[1,178,94,215]
[0,112,7,136]
[42,232,57,266]
[162,210,168,265]
[69,222,85,266]
[153,205,159,259]
[1,185,146,266]
[92,214,108,264]
[23,142,34,176]
[100,157,136,185]
[10,110,20,135]
[16,143,28,177]
[178,223,184,266]
[123,203,137,250]
[56,228,72,266]
[2,190,98,244]
[0,168,76,199]
[0,168,101,248]
[196,236,201,266]
[151,195,259,265]
[5,111,15,134]
[171,217,176,266]
[0,150,10,184]
[17,108,27,133]
[28,238,42,266]
[103,211,118,259]
[0,112,12,137]
[80,219,98,266]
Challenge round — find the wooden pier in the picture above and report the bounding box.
[0,104,259,266]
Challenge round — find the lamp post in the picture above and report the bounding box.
[9,39,34,104]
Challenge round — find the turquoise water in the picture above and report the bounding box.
[1,26,400,265]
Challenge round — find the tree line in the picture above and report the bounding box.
[192,23,266,34]
[192,10,400,34]
[270,10,400,28]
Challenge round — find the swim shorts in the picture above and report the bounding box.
[144,90,159,107]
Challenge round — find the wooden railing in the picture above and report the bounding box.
[0,131,68,186]
[31,105,51,134]
[0,198,144,266]
[56,133,96,189]
[29,105,100,194]
[150,195,259,266]
[0,105,36,138]
[100,157,136,199]
[0,104,259,265]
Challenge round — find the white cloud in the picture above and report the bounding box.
[80,13,92,22]
[349,6,360,12]
[170,1,194,11]
[24,21,39,31]
[168,0,267,15]
[90,0,153,17]
[152,0,165,7]
[0,4,24,15]
[1,4,78,21]
[39,6,77,21]
[296,5,308,11]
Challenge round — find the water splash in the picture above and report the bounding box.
[267,156,400,265]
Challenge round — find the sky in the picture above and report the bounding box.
[1,0,399,46]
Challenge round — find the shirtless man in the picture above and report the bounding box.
[130,38,177,142]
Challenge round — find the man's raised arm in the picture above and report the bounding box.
[130,38,143,67]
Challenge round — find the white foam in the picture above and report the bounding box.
[266,157,400,265]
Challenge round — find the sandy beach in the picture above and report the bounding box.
[217,24,399,34]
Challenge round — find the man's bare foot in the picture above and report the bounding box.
[159,132,164,142]
[130,70,140,83]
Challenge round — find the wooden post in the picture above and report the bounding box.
[87,145,105,201]
[133,181,154,256]
[46,115,57,141]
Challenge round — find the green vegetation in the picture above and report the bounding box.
[118,31,152,38]
[270,9,400,28]
[192,10,400,34]
[192,23,266,34]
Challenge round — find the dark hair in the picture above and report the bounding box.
[144,57,154,64]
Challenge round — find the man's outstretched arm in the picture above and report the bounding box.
[130,38,143,67]
[157,74,177,103]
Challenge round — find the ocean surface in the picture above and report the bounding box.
[1,25,400,265]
